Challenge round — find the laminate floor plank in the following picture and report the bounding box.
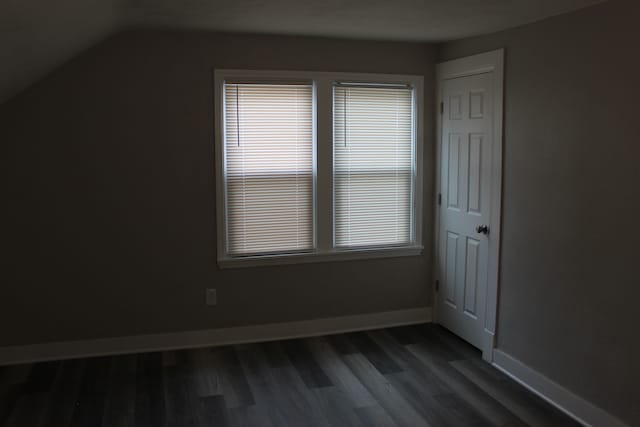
[326,334,360,355]
[0,384,24,426]
[0,325,582,427]
[377,326,497,427]
[419,324,481,361]
[341,352,429,427]
[0,365,32,386]
[387,325,427,346]
[307,384,366,427]
[236,343,330,427]
[353,404,398,427]
[134,352,166,427]
[370,330,451,396]
[189,348,221,397]
[304,338,379,426]
[0,364,32,426]
[4,391,47,427]
[228,404,275,427]
[233,344,295,426]
[69,356,111,427]
[0,363,32,425]
[102,355,136,427]
[267,362,333,427]
[41,359,85,427]
[281,339,333,389]
[347,332,403,375]
[306,337,378,409]
[432,393,494,427]
[408,342,529,427]
[450,359,581,427]
[24,361,59,394]
[412,326,466,362]
[377,329,491,427]
[210,347,255,409]
[383,371,458,427]
[163,351,202,427]
[260,341,290,368]
[199,395,229,427]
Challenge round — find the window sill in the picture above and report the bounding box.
[217,245,424,269]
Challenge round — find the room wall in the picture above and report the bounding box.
[438,0,640,424]
[0,32,435,347]
[0,0,126,105]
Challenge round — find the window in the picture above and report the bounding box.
[215,70,423,267]
[334,84,414,248]
[223,83,314,256]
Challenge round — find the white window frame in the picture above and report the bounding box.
[214,69,424,268]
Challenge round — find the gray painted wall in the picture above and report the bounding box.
[438,0,640,424]
[0,32,435,346]
[0,0,126,105]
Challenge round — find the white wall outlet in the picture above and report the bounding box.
[206,288,217,306]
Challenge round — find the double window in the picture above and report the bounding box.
[215,70,423,267]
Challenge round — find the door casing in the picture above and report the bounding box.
[434,49,504,362]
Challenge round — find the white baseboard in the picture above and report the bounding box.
[492,349,628,427]
[0,307,431,366]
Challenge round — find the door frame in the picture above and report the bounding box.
[434,49,504,362]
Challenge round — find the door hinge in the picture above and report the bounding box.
[435,280,439,292]
[438,193,442,205]
[440,102,444,115]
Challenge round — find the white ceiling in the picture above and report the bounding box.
[1,0,604,105]
[126,0,604,41]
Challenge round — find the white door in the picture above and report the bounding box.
[437,72,494,349]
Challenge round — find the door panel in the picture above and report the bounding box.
[438,72,493,349]
[444,231,459,307]
[464,236,480,317]
[468,134,483,214]
[447,133,461,211]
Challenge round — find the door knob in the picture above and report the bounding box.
[476,225,489,235]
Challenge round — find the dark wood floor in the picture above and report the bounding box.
[0,324,580,427]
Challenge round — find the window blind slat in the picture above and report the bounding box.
[334,85,414,248]
[224,83,313,256]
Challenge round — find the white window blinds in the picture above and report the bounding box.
[334,84,414,248]
[224,83,314,256]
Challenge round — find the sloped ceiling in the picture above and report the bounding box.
[0,0,125,105]
[1,0,604,105]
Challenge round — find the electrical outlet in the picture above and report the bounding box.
[206,288,217,306]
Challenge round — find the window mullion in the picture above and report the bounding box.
[315,78,333,254]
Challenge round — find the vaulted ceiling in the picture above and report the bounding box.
[1,0,604,105]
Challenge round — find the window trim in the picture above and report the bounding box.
[214,69,424,268]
